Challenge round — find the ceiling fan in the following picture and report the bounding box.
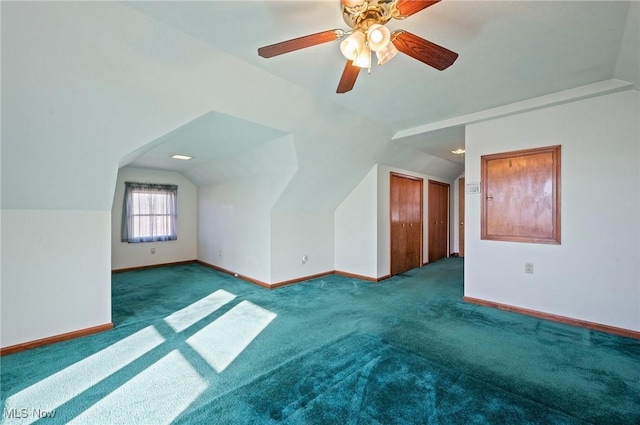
[257,0,458,94]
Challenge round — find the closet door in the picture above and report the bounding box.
[390,173,423,276]
[428,180,450,263]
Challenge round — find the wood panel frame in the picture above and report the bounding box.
[481,145,561,244]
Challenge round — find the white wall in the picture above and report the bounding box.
[196,136,297,284]
[614,1,640,90]
[6,1,590,349]
[377,165,454,278]
[198,181,274,284]
[198,187,335,286]
[271,210,335,283]
[465,89,640,332]
[1,210,111,348]
[334,165,379,278]
[111,167,197,270]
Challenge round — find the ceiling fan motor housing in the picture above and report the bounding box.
[342,0,395,31]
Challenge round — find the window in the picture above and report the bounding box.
[122,182,178,243]
[481,145,561,244]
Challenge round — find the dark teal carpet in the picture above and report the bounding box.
[1,258,638,424]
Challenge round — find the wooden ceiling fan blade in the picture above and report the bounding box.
[258,29,343,58]
[392,31,458,70]
[393,0,441,18]
[336,60,360,93]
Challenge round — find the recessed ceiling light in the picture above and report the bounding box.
[451,148,466,155]
[171,154,193,160]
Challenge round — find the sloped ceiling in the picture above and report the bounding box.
[127,1,635,124]
[126,112,288,176]
[1,1,638,212]
[125,0,638,158]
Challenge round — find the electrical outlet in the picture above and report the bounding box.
[524,263,534,274]
[151,248,156,255]
[302,255,308,264]
[219,250,222,257]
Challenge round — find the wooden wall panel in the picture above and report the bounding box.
[481,145,561,244]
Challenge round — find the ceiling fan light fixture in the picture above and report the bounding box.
[376,41,398,65]
[340,31,365,61]
[353,44,372,69]
[366,24,391,52]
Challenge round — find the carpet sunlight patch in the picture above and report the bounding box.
[164,289,236,333]
[1,326,165,425]
[68,350,207,425]
[186,300,277,373]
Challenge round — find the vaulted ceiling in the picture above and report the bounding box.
[125,0,639,164]
[1,1,638,212]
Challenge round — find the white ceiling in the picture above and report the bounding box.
[124,0,638,167]
[129,111,287,172]
[2,1,637,211]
